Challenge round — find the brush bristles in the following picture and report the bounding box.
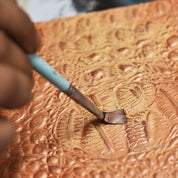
[103,109,127,124]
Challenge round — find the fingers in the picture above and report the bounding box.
[0,0,36,154]
[0,117,14,154]
[0,65,33,108]
[0,31,32,75]
[0,0,41,53]
[0,31,33,109]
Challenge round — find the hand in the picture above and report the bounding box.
[0,0,41,154]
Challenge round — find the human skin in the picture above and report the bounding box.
[0,0,41,154]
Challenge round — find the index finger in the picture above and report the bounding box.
[0,0,41,53]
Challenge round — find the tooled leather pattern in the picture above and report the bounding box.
[0,0,178,177]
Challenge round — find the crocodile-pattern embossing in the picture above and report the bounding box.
[0,0,178,177]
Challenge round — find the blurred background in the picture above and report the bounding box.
[17,0,154,22]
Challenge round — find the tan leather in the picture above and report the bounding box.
[0,0,178,177]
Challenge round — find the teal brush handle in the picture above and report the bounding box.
[27,54,127,125]
[28,54,105,121]
[27,54,70,92]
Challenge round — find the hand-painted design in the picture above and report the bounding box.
[81,121,128,158]
[115,82,155,115]
[126,119,148,152]
[147,111,169,144]
[156,86,178,121]
[0,0,178,177]
[54,108,85,152]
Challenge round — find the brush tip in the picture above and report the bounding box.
[103,109,127,125]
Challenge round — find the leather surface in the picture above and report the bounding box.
[0,0,178,177]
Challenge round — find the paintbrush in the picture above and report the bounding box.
[28,54,127,124]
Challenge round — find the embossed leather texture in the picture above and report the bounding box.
[0,0,178,177]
